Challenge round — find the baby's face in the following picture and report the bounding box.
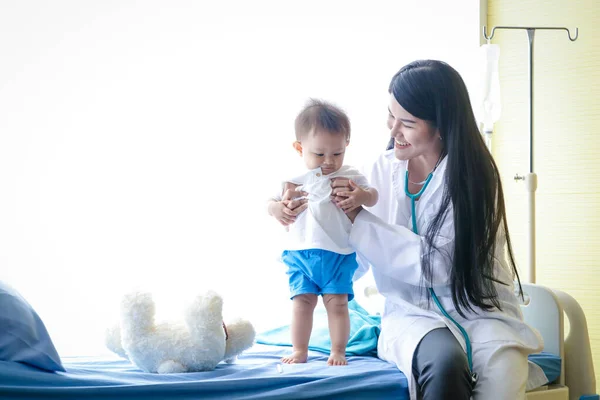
[295,130,348,175]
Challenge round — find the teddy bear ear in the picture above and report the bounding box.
[223,318,256,361]
[184,291,224,330]
[122,291,153,306]
[203,290,222,300]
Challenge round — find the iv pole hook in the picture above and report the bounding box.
[483,26,578,42]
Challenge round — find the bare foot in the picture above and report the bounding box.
[281,350,308,364]
[327,351,347,366]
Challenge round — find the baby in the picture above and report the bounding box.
[267,99,378,366]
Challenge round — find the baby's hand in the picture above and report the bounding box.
[269,201,300,226]
[334,180,373,213]
[283,182,300,197]
[267,184,308,227]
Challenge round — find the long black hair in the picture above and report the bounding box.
[388,60,520,317]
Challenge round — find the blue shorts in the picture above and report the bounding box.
[282,249,359,301]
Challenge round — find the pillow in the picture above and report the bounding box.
[0,281,65,371]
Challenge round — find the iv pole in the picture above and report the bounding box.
[482,26,578,284]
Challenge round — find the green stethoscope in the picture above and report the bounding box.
[405,161,478,385]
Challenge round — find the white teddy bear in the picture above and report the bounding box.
[105,290,256,373]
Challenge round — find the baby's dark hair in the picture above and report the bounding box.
[294,99,351,141]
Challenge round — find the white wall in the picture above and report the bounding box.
[0,0,482,356]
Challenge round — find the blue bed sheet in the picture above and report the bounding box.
[0,344,560,400]
[0,345,407,400]
[530,351,561,384]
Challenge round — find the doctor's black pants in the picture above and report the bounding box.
[412,327,473,400]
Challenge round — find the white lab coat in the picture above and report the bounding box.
[349,150,545,400]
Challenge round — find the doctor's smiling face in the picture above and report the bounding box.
[387,94,442,163]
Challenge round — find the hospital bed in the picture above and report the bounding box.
[0,284,596,400]
[520,284,597,400]
[360,282,598,400]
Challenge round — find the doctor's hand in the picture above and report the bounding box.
[345,206,363,223]
[267,187,308,227]
[282,187,308,214]
[331,179,368,212]
[268,201,300,226]
[331,177,352,203]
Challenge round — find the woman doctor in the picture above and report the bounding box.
[331,60,544,400]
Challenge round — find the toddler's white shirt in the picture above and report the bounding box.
[274,165,370,255]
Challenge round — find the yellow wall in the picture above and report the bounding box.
[488,0,600,385]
